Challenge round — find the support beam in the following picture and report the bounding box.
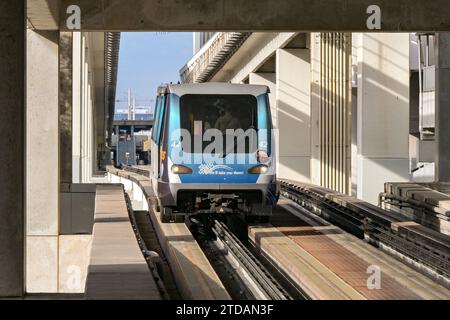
[0,0,25,297]
[55,0,450,32]
[356,33,410,204]
[435,33,450,182]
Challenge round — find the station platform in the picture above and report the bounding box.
[249,198,450,300]
[84,184,162,300]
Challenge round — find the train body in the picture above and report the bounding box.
[150,83,279,222]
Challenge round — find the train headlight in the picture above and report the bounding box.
[171,164,193,174]
[248,164,269,174]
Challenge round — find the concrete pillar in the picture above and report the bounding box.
[276,49,311,182]
[356,33,410,204]
[0,1,25,297]
[26,30,59,292]
[435,33,450,182]
[249,72,277,126]
[59,32,73,185]
[72,32,82,183]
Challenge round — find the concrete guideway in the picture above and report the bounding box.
[106,166,231,300]
[25,0,450,32]
[85,184,162,299]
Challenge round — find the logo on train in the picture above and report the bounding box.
[198,164,244,175]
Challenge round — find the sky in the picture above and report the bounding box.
[115,32,193,112]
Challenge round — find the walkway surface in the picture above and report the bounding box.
[85,184,162,300]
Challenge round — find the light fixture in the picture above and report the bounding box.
[248,164,269,174]
[171,164,193,174]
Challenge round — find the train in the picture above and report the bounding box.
[150,83,279,223]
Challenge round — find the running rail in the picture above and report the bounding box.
[212,220,292,300]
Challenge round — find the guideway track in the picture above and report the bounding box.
[211,220,292,300]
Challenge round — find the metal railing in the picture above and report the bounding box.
[180,32,251,83]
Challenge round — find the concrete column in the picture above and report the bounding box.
[81,39,89,183]
[249,72,277,126]
[0,1,25,297]
[310,33,321,186]
[59,32,73,185]
[276,49,311,182]
[72,32,82,183]
[88,75,94,180]
[435,33,450,182]
[356,33,410,204]
[26,30,59,292]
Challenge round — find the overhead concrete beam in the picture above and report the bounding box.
[54,0,450,32]
[27,0,60,30]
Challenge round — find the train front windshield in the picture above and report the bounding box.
[179,94,262,154]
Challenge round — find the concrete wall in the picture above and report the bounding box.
[276,49,311,182]
[249,72,277,126]
[356,33,410,204]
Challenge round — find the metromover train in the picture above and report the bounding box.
[150,83,279,223]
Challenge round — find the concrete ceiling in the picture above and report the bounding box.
[26,0,450,32]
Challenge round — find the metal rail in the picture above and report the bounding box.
[211,220,292,300]
[279,180,450,280]
[121,165,150,177]
[123,191,170,299]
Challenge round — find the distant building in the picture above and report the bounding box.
[111,105,153,165]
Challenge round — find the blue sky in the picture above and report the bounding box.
[115,32,193,111]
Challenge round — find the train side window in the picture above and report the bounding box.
[152,96,161,142]
[153,95,166,143]
[156,95,169,146]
